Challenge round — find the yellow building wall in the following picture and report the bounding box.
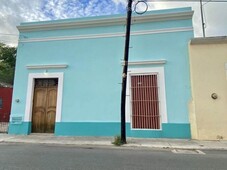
[189,38,227,140]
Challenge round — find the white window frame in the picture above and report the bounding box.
[24,72,64,123]
[126,67,167,130]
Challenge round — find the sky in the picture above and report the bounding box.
[0,0,227,46]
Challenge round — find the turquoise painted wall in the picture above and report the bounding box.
[9,122,190,139]
[9,7,193,138]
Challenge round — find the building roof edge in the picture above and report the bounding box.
[190,36,227,45]
[17,10,193,32]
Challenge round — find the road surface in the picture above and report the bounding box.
[0,143,226,170]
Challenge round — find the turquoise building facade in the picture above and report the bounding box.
[9,7,194,138]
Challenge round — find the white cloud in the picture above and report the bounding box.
[146,2,203,36]
[146,1,227,37]
[0,0,126,46]
[0,0,49,46]
[202,3,227,37]
[112,0,127,5]
[40,0,124,19]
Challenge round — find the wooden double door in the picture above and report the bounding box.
[32,79,58,133]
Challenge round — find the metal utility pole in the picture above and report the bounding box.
[200,0,206,37]
[120,0,133,144]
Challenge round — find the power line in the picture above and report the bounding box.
[148,0,227,2]
[0,39,18,43]
[0,33,19,37]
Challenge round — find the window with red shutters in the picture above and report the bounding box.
[130,74,160,129]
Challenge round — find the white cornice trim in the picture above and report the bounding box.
[17,11,193,32]
[19,27,193,43]
[26,64,68,69]
[121,60,167,66]
[190,36,227,45]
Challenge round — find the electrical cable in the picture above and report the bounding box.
[148,0,227,2]
[0,33,19,37]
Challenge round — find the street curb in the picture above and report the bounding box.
[1,139,227,151]
[1,134,227,151]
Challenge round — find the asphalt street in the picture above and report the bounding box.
[0,143,227,170]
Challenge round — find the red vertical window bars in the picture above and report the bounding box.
[130,74,160,129]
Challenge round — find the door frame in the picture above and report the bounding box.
[24,73,64,125]
[126,67,168,128]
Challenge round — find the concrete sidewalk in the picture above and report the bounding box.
[0,133,227,150]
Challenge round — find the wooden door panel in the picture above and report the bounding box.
[33,89,47,107]
[45,110,56,133]
[32,79,58,133]
[32,88,47,133]
[46,88,57,108]
[45,88,57,133]
[32,108,45,133]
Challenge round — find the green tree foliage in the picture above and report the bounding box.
[0,43,17,85]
